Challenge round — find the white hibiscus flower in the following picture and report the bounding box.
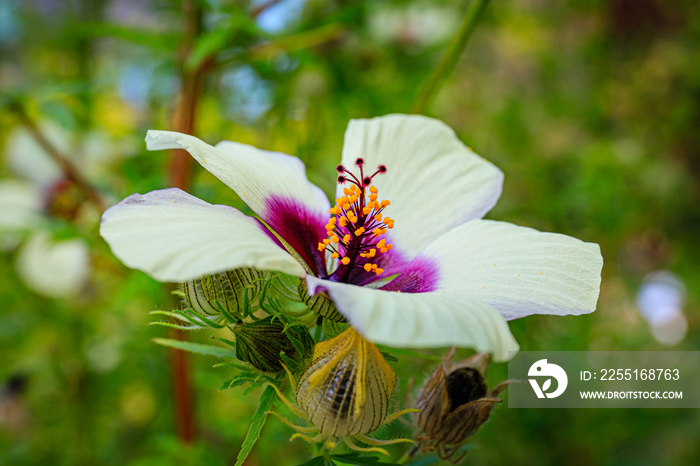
[100,114,603,360]
[0,124,90,298]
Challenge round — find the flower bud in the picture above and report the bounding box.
[181,268,267,317]
[233,317,314,373]
[297,280,346,322]
[414,348,515,462]
[295,327,396,437]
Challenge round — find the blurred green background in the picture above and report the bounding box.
[1,0,699,464]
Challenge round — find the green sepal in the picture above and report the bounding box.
[151,338,235,358]
[232,317,313,373]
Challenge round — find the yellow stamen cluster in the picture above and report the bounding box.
[317,183,395,277]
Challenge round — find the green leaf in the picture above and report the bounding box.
[234,385,277,466]
[151,338,235,358]
[213,361,250,371]
[294,457,331,466]
[79,22,177,51]
[331,453,401,465]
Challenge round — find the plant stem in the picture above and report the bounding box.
[411,0,490,114]
[9,101,107,212]
[166,0,206,445]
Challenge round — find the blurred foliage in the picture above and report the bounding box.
[1,0,699,465]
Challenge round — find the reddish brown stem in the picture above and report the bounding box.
[166,0,205,445]
[10,102,107,212]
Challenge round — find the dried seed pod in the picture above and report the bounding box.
[298,280,346,322]
[181,268,267,317]
[233,317,314,373]
[295,327,396,437]
[414,348,516,462]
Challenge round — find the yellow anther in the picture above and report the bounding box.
[331,252,340,259]
[330,206,341,215]
[370,185,378,194]
[323,239,331,245]
[343,188,350,196]
[338,217,348,227]
[372,229,382,238]
[363,206,372,215]
[363,263,372,272]
[386,243,393,250]
[350,195,358,204]
[354,227,365,236]
[374,213,382,222]
[397,290,401,293]
[375,268,384,276]
[387,219,395,229]
[331,235,339,244]
[377,239,386,248]
[341,257,350,265]
[328,217,337,224]
[343,234,351,244]
[368,248,376,258]
[371,264,378,271]
[369,194,378,202]
[380,200,390,208]
[318,243,326,252]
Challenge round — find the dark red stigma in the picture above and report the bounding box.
[336,164,345,173]
[377,165,387,173]
[363,177,371,186]
[337,175,346,183]
[355,157,365,167]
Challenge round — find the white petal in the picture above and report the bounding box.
[340,114,503,258]
[0,180,44,232]
[5,123,71,185]
[100,188,305,282]
[306,276,519,361]
[145,131,331,276]
[145,130,329,218]
[419,219,603,320]
[16,231,89,299]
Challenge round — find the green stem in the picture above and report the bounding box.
[411,0,490,114]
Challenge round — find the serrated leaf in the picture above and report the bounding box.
[152,338,235,358]
[234,385,277,466]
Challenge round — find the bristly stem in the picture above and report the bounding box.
[411,0,490,114]
[166,0,207,445]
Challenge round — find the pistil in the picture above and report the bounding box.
[317,159,394,283]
